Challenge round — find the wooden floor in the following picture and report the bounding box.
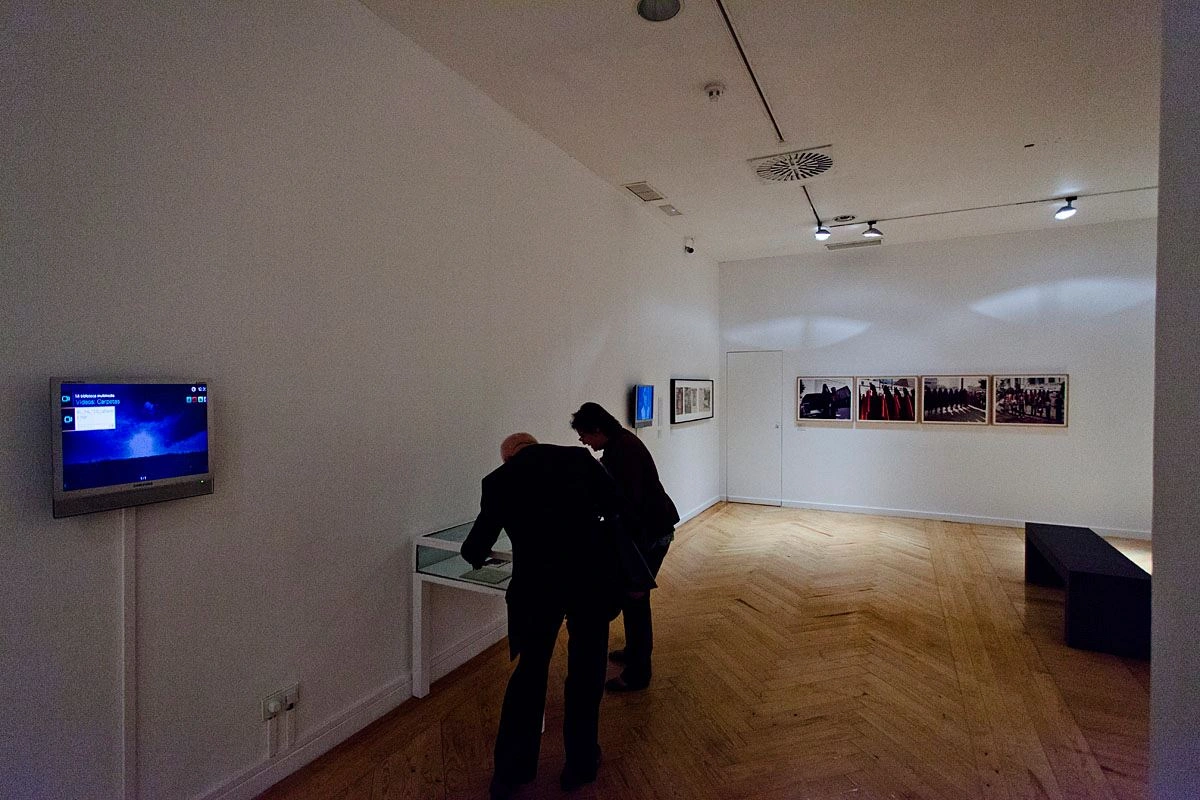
[259,504,1151,800]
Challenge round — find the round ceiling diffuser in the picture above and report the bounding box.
[753,150,834,182]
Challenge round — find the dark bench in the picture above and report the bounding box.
[1024,522,1150,659]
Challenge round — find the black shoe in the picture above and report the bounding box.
[608,649,626,664]
[560,748,601,791]
[605,675,649,692]
[488,778,516,800]
[489,773,533,799]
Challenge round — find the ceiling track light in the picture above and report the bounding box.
[1054,196,1078,220]
[863,221,883,238]
[802,185,832,242]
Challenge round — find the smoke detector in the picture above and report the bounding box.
[749,145,835,184]
[704,82,726,102]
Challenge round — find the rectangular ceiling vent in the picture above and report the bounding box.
[623,181,665,202]
[825,239,882,251]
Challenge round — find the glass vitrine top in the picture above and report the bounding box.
[415,521,512,590]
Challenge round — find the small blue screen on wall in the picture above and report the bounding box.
[634,384,654,427]
[59,383,209,491]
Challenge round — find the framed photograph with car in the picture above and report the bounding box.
[921,375,990,424]
[992,375,1068,426]
[857,377,918,422]
[796,377,854,423]
[670,379,714,424]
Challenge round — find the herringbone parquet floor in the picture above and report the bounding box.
[259,503,1151,800]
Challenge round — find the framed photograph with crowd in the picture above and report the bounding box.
[670,378,714,424]
[921,375,990,425]
[856,377,918,422]
[796,377,854,423]
[992,375,1068,427]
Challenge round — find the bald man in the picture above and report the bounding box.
[461,433,630,798]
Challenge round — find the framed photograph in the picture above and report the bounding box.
[992,375,1068,427]
[857,377,918,422]
[921,375,990,425]
[796,377,854,423]
[670,379,714,424]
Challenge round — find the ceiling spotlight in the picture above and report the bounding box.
[863,221,883,238]
[814,225,831,241]
[1054,196,1078,220]
[637,0,681,22]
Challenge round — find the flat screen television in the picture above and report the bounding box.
[51,379,214,518]
[631,384,654,428]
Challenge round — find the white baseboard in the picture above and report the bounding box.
[429,616,507,684]
[777,499,1151,540]
[202,617,507,800]
[678,495,722,524]
[726,495,783,507]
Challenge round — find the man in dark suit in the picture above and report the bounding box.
[461,432,634,799]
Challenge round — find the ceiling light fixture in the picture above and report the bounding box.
[863,221,883,238]
[637,0,681,22]
[1054,197,1078,220]
[801,185,831,242]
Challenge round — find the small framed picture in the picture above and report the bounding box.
[670,379,714,424]
[921,376,990,424]
[992,375,1068,426]
[857,377,918,423]
[796,377,854,423]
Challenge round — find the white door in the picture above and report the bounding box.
[726,350,782,505]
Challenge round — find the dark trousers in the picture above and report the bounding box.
[494,601,610,783]
[617,538,670,685]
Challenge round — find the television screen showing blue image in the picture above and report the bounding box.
[52,379,214,517]
[632,384,654,428]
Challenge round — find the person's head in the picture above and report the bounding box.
[500,432,538,462]
[570,402,622,451]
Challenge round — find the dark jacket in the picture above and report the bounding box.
[461,444,649,655]
[599,429,680,548]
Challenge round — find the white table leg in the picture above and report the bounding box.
[412,576,431,697]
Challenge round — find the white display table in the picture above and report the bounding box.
[411,522,512,697]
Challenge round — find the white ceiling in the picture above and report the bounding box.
[362,0,1161,263]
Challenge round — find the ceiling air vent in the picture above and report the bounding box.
[825,239,882,251]
[623,181,665,202]
[749,145,834,184]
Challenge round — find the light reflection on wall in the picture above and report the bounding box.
[725,316,872,351]
[970,277,1156,322]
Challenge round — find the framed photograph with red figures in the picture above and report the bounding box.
[856,377,917,422]
[992,375,1068,426]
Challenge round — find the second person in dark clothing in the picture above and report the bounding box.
[571,401,679,691]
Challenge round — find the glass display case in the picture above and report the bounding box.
[415,521,513,589]
[411,521,512,697]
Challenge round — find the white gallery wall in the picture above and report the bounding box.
[1151,1,1200,796]
[719,219,1156,536]
[0,2,720,799]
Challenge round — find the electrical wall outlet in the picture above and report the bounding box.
[261,684,299,721]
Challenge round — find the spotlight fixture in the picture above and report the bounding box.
[863,221,883,238]
[814,225,831,241]
[637,0,681,22]
[1054,197,1078,220]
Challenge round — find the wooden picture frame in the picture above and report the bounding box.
[921,375,990,425]
[670,378,714,424]
[856,377,918,423]
[796,377,854,423]
[992,375,1068,426]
